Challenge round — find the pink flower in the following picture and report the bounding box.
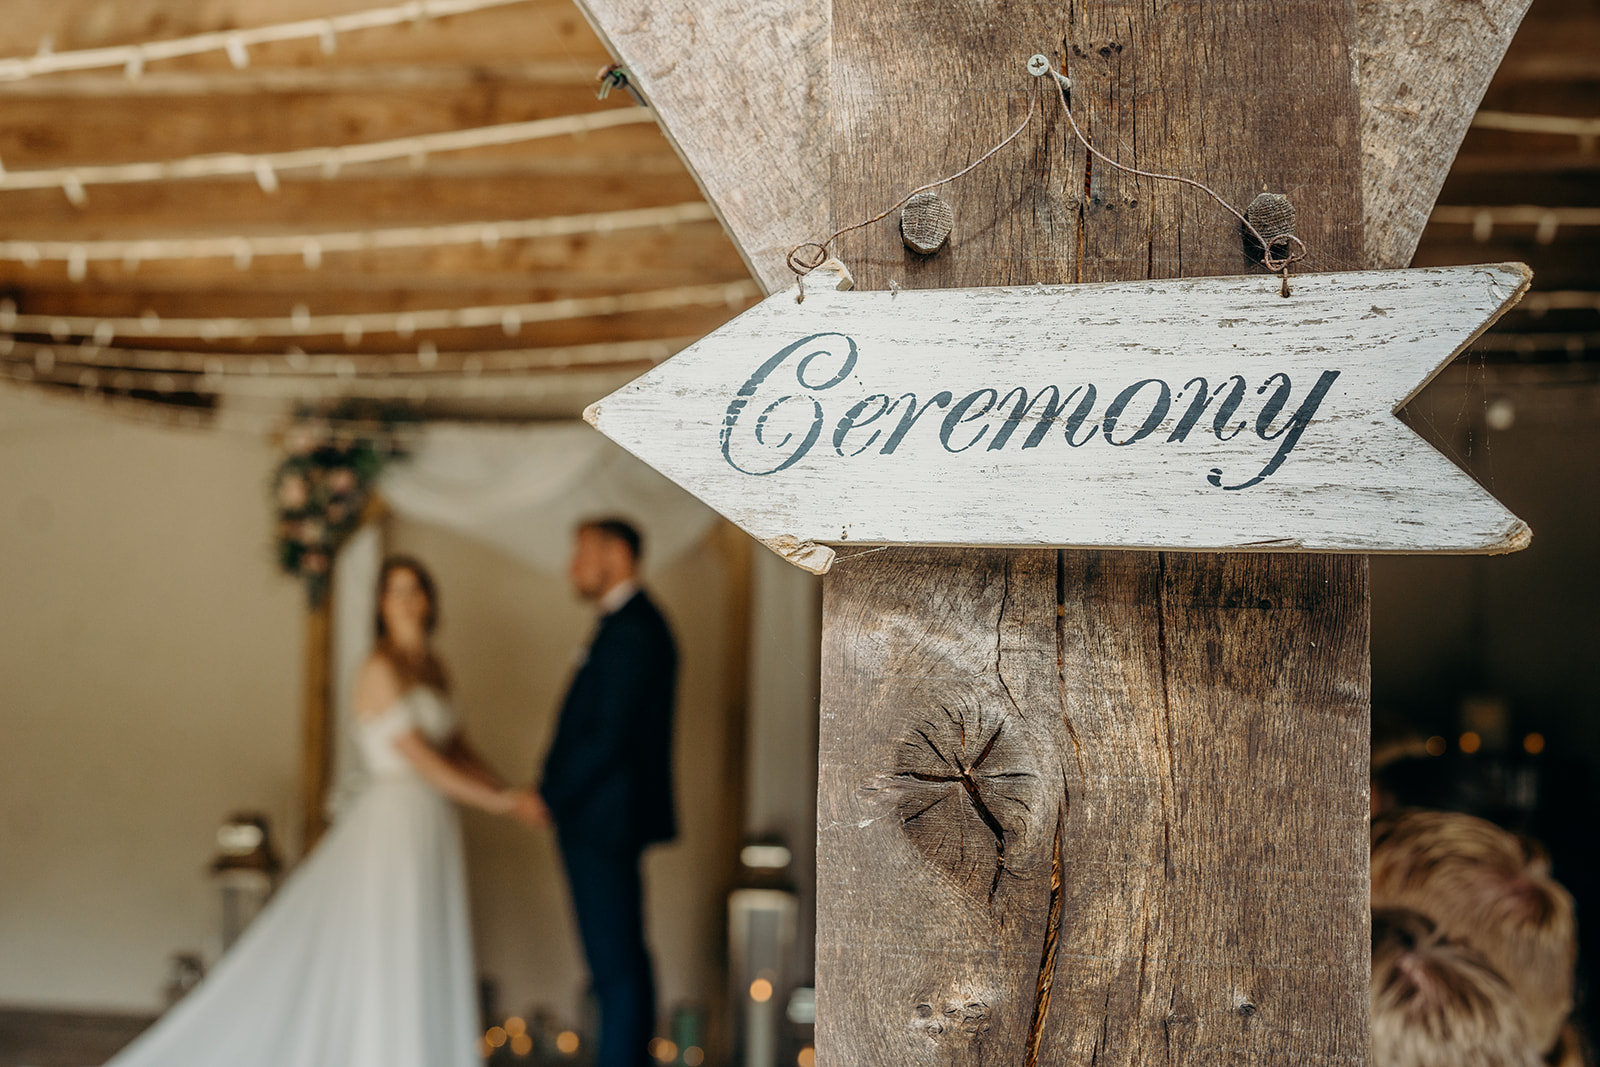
[327,468,357,494]
[277,475,309,509]
[299,519,325,544]
[301,552,329,574]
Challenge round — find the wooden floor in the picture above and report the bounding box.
[0,1008,153,1067]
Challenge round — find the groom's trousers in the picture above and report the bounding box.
[558,826,655,1067]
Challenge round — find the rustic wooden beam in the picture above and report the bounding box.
[1358,0,1535,269]
[569,0,831,293]
[0,164,700,239]
[299,598,334,851]
[0,61,603,98]
[0,222,748,297]
[812,3,1370,1065]
[0,90,640,169]
[0,0,600,68]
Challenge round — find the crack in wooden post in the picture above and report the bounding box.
[1025,811,1067,1067]
[809,0,1370,1050]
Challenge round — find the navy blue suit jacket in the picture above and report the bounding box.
[540,590,677,850]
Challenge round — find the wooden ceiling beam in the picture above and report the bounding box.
[0,0,764,420]
[1448,152,1600,175]
[0,252,752,304]
[0,91,644,168]
[0,0,603,67]
[1494,52,1600,82]
[2,274,758,317]
[1,335,699,374]
[1436,166,1600,202]
[1412,241,1600,289]
[0,306,755,359]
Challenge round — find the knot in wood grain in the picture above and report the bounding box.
[1071,39,1125,61]
[900,191,954,255]
[883,702,1042,905]
[912,997,990,1041]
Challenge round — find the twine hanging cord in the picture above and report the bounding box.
[784,80,1041,277]
[785,55,1307,286]
[1038,56,1306,280]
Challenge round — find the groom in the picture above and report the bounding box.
[536,518,677,1067]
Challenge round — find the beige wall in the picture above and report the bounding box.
[0,386,745,1032]
[0,390,304,1011]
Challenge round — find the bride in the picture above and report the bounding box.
[106,555,542,1067]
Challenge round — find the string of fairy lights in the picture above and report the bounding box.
[0,282,758,345]
[0,109,656,203]
[1470,110,1600,151]
[0,0,763,421]
[0,203,717,276]
[0,336,692,399]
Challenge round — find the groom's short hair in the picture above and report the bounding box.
[580,517,643,561]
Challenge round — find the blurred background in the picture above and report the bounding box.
[0,0,1594,1063]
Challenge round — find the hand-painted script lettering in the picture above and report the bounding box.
[719,332,1341,490]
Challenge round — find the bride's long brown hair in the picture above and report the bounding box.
[374,555,450,691]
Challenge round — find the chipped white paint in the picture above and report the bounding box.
[587,264,1533,573]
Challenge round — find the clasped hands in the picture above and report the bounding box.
[501,787,549,828]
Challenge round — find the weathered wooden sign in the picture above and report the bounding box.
[587,263,1531,572]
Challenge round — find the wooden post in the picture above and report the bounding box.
[299,598,334,852]
[815,5,1369,1065]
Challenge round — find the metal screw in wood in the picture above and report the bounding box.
[900,191,954,254]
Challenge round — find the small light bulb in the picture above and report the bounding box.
[255,160,280,195]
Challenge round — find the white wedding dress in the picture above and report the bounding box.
[105,687,480,1067]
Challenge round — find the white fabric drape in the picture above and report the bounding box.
[378,422,716,577]
[328,524,382,823]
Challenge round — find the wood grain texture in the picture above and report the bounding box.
[588,265,1533,565]
[814,0,1374,1064]
[564,0,1533,287]
[819,549,1371,1064]
[817,548,1064,1064]
[1358,0,1535,269]
[569,0,830,293]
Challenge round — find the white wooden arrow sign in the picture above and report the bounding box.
[587,263,1533,573]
